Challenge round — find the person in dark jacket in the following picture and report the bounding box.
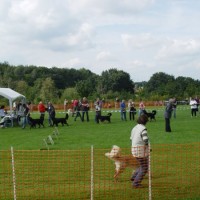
[81,97,89,122]
[22,103,30,129]
[47,102,55,126]
[164,98,175,132]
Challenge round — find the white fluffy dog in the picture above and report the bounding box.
[105,145,139,181]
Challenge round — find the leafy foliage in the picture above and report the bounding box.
[0,62,200,104]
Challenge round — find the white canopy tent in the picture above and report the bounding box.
[0,88,26,126]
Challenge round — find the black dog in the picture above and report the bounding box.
[52,113,69,127]
[28,115,44,128]
[98,113,112,123]
[143,110,157,121]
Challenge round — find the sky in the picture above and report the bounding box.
[0,0,200,82]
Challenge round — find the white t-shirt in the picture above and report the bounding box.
[190,100,197,109]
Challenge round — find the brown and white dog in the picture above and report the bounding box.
[105,145,139,181]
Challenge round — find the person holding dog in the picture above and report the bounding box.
[22,103,30,129]
[95,101,101,123]
[38,101,46,119]
[47,102,55,126]
[130,114,149,188]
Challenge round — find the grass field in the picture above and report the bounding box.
[0,105,200,200]
[0,105,199,150]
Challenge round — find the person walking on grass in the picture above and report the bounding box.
[130,114,149,188]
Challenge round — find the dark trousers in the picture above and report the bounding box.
[165,118,171,132]
[74,111,82,121]
[191,108,197,116]
[82,111,89,122]
[95,112,101,123]
[131,157,148,187]
[129,111,135,120]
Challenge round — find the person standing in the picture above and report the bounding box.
[130,114,149,188]
[64,99,68,112]
[120,100,127,121]
[190,97,198,117]
[95,101,101,123]
[128,99,136,121]
[22,103,30,129]
[38,101,46,119]
[74,100,82,121]
[164,98,174,132]
[81,97,89,122]
[72,99,79,117]
[139,100,145,116]
[47,102,55,126]
[172,98,177,118]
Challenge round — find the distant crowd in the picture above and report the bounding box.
[0,96,199,129]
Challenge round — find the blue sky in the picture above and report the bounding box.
[0,0,200,82]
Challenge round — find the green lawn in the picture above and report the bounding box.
[0,105,199,150]
[0,105,200,199]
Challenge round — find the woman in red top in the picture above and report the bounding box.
[38,101,46,119]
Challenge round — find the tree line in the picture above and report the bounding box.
[0,62,200,104]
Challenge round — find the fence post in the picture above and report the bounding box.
[91,145,94,200]
[148,143,152,200]
[11,146,17,200]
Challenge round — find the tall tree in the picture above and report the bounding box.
[145,72,175,97]
[100,69,134,93]
[39,78,57,102]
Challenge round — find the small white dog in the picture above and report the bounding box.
[105,145,139,181]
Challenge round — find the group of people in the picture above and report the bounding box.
[69,97,90,122]
[7,101,56,129]
[119,99,138,121]
[38,101,56,126]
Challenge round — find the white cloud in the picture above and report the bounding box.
[96,51,115,61]
[121,33,160,49]
[0,0,200,82]
[156,39,200,61]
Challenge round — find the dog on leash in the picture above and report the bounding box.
[105,145,139,181]
[98,113,112,123]
[28,115,45,128]
[143,110,157,121]
[52,113,69,127]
